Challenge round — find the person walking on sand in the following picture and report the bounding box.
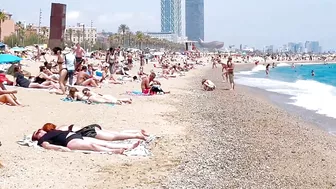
[222,62,228,82]
[227,58,235,90]
[74,43,86,71]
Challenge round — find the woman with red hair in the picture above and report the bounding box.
[32,123,142,153]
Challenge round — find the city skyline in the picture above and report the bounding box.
[2,0,336,50]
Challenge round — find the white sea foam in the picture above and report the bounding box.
[237,63,290,76]
[276,63,290,67]
[237,65,266,75]
[236,77,336,119]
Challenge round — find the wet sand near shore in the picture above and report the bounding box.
[161,65,336,188]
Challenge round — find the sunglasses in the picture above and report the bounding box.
[83,90,90,95]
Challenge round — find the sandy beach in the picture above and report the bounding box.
[2,58,336,189]
[164,65,336,189]
[0,57,207,189]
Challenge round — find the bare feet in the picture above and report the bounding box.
[128,141,141,150]
[135,133,146,140]
[111,149,124,154]
[126,98,132,104]
[141,129,150,137]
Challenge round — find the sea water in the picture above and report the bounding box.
[235,63,336,119]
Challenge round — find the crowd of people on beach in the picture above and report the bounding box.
[0,43,205,154]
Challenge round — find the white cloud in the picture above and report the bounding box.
[67,11,80,20]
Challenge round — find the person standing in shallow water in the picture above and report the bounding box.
[266,64,270,76]
[227,57,235,90]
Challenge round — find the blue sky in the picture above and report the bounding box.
[2,0,336,50]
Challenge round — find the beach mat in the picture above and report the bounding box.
[17,134,159,157]
[125,91,150,96]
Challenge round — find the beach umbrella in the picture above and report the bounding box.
[0,54,22,64]
[10,47,26,52]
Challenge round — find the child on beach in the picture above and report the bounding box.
[201,79,216,91]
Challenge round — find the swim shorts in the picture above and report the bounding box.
[75,124,102,138]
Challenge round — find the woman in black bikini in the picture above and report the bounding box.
[40,122,148,141]
[13,65,57,89]
[32,129,126,153]
[52,47,67,95]
[33,66,58,86]
[32,125,142,153]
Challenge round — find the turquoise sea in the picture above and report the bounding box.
[235,63,336,119]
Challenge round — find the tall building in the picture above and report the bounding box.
[185,0,204,41]
[161,0,182,37]
[305,41,320,53]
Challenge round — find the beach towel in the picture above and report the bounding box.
[125,90,150,96]
[17,135,159,157]
[61,97,115,107]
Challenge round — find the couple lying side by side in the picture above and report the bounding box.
[67,87,132,105]
[32,123,149,154]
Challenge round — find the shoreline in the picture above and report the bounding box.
[164,65,336,188]
[234,62,336,131]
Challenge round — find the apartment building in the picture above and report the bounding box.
[64,23,97,44]
[0,11,15,41]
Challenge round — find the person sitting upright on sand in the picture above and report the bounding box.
[201,79,216,91]
[75,66,99,87]
[0,85,22,106]
[141,72,170,95]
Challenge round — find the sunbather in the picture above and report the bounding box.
[32,129,140,153]
[82,88,132,105]
[41,122,149,141]
[0,88,22,106]
[75,66,99,87]
[141,72,170,95]
[67,87,88,101]
[32,66,59,85]
[13,65,58,89]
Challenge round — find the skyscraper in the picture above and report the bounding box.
[185,0,204,41]
[161,0,182,36]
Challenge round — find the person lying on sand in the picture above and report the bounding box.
[32,128,140,154]
[141,72,170,95]
[75,66,99,87]
[41,123,149,141]
[82,88,132,105]
[67,87,88,101]
[201,79,216,91]
[13,65,58,89]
